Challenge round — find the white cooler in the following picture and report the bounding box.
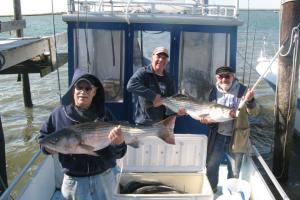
[114,134,213,200]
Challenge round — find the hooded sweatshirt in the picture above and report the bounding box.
[127,64,176,125]
[39,68,127,177]
[215,79,240,136]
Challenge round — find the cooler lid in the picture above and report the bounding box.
[118,134,207,173]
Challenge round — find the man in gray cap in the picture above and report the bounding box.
[200,66,259,193]
[127,46,185,125]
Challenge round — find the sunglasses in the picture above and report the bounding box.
[217,74,232,79]
[75,85,94,92]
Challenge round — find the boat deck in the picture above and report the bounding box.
[51,191,61,200]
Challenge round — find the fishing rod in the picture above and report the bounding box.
[236,45,284,116]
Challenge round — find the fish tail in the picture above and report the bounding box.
[154,115,176,145]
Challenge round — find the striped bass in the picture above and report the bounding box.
[161,94,234,122]
[38,115,176,156]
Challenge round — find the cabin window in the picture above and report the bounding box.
[74,29,125,102]
[133,30,171,72]
[178,32,230,100]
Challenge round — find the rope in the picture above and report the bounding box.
[280,23,300,57]
[50,0,62,101]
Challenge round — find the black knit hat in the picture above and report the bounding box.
[215,66,235,75]
[61,68,105,109]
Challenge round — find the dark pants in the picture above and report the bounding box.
[206,133,244,190]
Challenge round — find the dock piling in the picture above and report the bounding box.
[273,0,300,182]
[13,0,33,107]
[0,116,8,195]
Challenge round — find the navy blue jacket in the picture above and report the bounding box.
[39,68,127,177]
[127,65,175,125]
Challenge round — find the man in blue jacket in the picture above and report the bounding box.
[39,68,127,200]
[127,46,184,125]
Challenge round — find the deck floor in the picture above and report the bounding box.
[51,191,61,200]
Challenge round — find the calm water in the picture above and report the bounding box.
[0,11,279,184]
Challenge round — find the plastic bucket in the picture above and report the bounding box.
[222,178,251,200]
[216,193,245,200]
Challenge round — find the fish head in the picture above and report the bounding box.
[39,128,81,153]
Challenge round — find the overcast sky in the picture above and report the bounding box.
[0,0,281,16]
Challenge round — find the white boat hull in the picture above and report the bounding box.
[1,135,288,200]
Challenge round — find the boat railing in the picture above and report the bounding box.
[0,151,42,200]
[67,0,239,18]
[252,146,290,200]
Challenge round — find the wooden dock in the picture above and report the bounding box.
[0,32,68,77]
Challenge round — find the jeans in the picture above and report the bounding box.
[206,133,244,190]
[61,168,116,200]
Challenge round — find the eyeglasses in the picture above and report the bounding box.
[217,74,232,79]
[75,85,94,92]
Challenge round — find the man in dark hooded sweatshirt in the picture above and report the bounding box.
[38,68,127,200]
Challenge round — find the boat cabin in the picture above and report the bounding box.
[62,0,242,134]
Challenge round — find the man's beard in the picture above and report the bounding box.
[218,82,232,91]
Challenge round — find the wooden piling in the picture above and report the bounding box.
[0,116,8,195]
[273,0,300,182]
[13,0,33,107]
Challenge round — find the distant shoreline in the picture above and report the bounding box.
[240,9,279,11]
[0,12,67,17]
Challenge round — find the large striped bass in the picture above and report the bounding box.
[39,115,176,156]
[161,94,234,122]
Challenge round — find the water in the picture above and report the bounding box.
[0,14,69,183]
[0,10,279,186]
[237,10,280,159]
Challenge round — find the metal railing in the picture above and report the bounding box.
[252,146,290,200]
[67,0,239,18]
[0,151,42,200]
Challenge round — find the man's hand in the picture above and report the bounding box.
[229,109,237,118]
[108,125,124,145]
[153,94,162,107]
[177,107,187,116]
[245,89,254,102]
[45,147,57,154]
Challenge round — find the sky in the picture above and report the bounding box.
[0,0,68,16]
[0,0,281,16]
